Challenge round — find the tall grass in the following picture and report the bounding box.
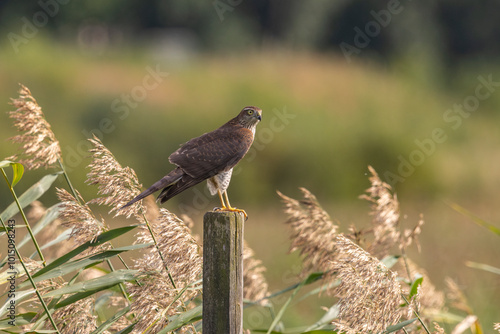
[1,85,498,333]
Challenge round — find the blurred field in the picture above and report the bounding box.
[1,38,500,328]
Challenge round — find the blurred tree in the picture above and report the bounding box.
[1,0,499,73]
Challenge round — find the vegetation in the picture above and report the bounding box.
[0,84,499,333]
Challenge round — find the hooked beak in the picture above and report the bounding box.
[256,110,262,121]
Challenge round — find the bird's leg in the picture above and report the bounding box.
[217,189,227,209]
[214,190,247,219]
[222,190,247,219]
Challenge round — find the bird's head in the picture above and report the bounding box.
[237,106,262,130]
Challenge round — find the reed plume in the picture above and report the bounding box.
[359,166,401,258]
[277,187,338,274]
[48,296,97,334]
[7,84,61,169]
[86,135,143,219]
[243,240,269,304]
[397,259,444,316]
[331,234,402,334]
[56,187,108,250]
[434,322,446,333]
[129,208,202,333]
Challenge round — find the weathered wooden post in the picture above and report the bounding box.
[203,211,244,334]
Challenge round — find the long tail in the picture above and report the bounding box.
[121,168,184,208]
[156,173,204,204]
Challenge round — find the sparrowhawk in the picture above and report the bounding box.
[122,106,262,217]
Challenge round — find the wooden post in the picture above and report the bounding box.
[203,211,244,334]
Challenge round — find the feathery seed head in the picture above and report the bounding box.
[398,259,444,317]
[278,188,338,274]
[56,187,107,249]
[445,277,472,314]
[86,135,144,219]
[332,234,402,334]
[130,209,202,331]
[8,84,61,169]
[48,297,97,334]
[128,272,180,333]
[134,208,202,284]
[360,166,401,258]
[433,322,446,333]
[27,201,47,222]
[243,241,270,304]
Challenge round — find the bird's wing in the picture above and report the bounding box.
[169,125,254,179]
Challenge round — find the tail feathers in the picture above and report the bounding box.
[157,174,204,204]
[121,168,183,209]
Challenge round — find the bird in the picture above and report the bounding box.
[121,106,262,218]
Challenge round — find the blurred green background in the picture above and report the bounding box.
[1,0,499,330]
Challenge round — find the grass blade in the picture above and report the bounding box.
[157,305,202,333]
[37,229,72,251]
[294,279,340,304]
[381,255,400,269]
[43,269,139,299]
[304,304,339,331]
[448,202,500,236]
[0,289,35,319]
[32,225,139,279]
[0,172,61,223]
[0,312,37,329]
[409,274,423,299]
[19,243,150,289]
[91,305,131,334]
[0,203,63,267]
[465,261,500,275]
[115,323,136,334]
[266,272,324,334]
[0,161,24,188]
[384,318,417,333]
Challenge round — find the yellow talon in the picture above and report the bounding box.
[214,190,248,219]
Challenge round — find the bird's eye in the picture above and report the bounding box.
[247,109,254,115]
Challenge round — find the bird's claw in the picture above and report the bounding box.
[213,206,248,220]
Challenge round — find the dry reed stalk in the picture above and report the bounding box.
[433,322,446,333]
[278,187,338,274]
[26,201,47,222]
[397,259,444,317]
[56,188,107,251]
[331,234,402,334]
[243,240,269,304]
[360,166,401,258]
[360,166,425,258]
[7,84,61,169]
[15,258,64,332]
[129,208,202,333]
[86,135,144,219]
[16,259,95,334]
[48,296,97,334]
[451,315,478,334]
[445,277,473,314]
